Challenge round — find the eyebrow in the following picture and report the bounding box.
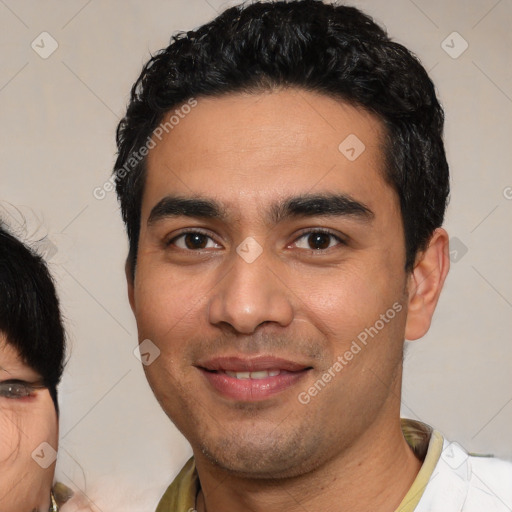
[148,196,226,225]
[270,194,374,224]
[147,193,374,226]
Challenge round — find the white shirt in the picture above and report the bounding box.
[414,437,512,511]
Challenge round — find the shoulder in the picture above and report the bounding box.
[416,438,512,512]
[466,453,512,507]
[156,457,198,512]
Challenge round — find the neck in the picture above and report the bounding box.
[194,415,422,512]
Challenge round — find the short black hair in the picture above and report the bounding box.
[114,0,449,276]
[0,224,66,412]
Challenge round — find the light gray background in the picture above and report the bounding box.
[1,0,511,509]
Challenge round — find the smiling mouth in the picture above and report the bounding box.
[223,370,281,379]
[196,356,312,401]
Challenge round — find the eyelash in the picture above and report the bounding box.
[166,228,345,252]
[292,228,345,251]
[166,229,219,250]
[0,380,41,399]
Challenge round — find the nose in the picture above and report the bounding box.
[208,247,294,334]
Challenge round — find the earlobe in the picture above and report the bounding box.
[125,259,136,313]
[404,228,450,341]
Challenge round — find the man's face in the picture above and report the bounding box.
[130,89,410,478]
[0,336,58,511]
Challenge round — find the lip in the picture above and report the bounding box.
[197,355,309,372]
[196,355,312,402]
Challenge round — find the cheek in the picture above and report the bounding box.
[23,395,58,497]
[294,262,407,383]
[0,411,21,464]
[15,394,59,469]
[0,394,58,509]
[134,261,212,343]
[134,261,214,412]
[297,266,397,337]
[24,396,59,449]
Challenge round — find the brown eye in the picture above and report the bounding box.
[169,231,221,251]
[184,233,208,249]
[307,233,332,250]
[293,230,343,251]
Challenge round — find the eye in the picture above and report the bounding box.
[0,380,38,399]
[292,230,344,251]
[168,231,221,251]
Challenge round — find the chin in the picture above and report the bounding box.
[198,434,319,480]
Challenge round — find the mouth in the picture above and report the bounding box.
[196,356,312,402]
[224,369,281,379]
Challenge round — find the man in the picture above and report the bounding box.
[112,1,512,510]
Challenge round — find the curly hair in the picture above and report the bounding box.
[114,0,449,276]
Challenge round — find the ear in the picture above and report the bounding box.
[125,259,136,314]
[405,228,450,341]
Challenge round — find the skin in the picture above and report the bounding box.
[0,335,58,512]
[128,89,449,512]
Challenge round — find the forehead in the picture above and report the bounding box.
[143,89,395,220]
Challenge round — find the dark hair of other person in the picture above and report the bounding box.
[113,0,449,278]
[0,224,66,413]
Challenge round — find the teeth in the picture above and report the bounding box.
[225,371,250,379]
[250,371,274,379]
[225,370,281,379]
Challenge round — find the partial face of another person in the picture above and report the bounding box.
[129,89,433,478]
[0,334,58,511]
